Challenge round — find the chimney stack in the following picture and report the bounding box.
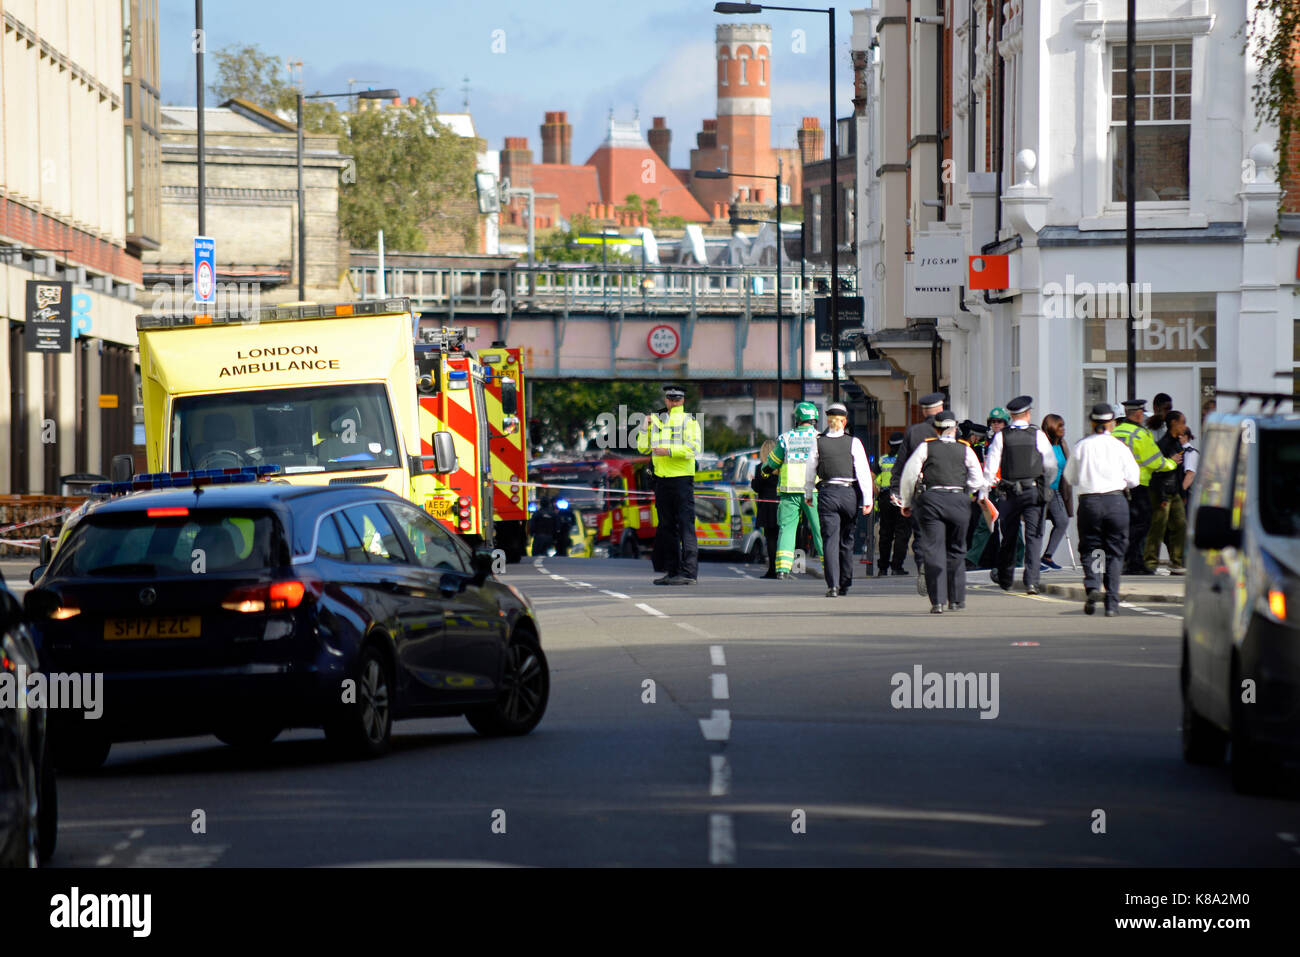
[648,116,671,167]
[540,111,572,165]
[797,117,825,165]
[501,136,533,190]
[697,118,718,150]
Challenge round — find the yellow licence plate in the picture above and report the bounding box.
[103,617,202,640]
[428,498,454,518]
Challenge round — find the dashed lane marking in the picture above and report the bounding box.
[709,813,736,865]
[635,603,668,618]
[710,645,726,666]
[600,589,629,599]
[711,673,730,699]
[675,621,715,638]
[548,574,568,581]
[710,755,731,797]
[132,844,229,868]
[699,709,731,741]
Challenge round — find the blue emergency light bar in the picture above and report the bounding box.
[90,465,282,496]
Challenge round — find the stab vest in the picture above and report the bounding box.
[920,438,968,487]
[816,433,854,481]
[1000,427,1044,482]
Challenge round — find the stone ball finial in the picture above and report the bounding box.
[1249,141,1277,170]
[1015,149,1037,185]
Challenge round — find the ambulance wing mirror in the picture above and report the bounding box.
[500,376,518,416]
[410,432,458,476]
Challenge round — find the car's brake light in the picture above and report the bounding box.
[1268,589,1286,620]
[49,604,81,620]
[147,507,190,517]
[221,579,314,613]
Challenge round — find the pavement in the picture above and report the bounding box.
[28,554,1300,869]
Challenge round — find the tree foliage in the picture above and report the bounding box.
[1245,1,1300,217]
[210,43,479,251]
[530,381,701,451]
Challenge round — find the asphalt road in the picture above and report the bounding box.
[35,555,1300,867]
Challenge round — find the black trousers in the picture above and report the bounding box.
[1078,492,1129,612]
[763,523,779,576]
[655,475,698,579]
[1125,484,1152,572]
[876,496,911,571]
[918,490,971,605]
[995,485,1045,589]
[818,484,858,590]
[531,533,553,556]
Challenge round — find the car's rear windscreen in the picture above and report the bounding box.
[49,511,277,578]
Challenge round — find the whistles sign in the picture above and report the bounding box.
[25,280,73,353]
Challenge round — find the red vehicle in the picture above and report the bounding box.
[527,454,653,558]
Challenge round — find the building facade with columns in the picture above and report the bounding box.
[850,0,1299,451]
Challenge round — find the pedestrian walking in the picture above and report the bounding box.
[898,409,987,613]
[635,384,702,585]
[965,407,1008,569]
[1144,409,1189,574]
[1063,403,1140,616]
[764,400,824,579]
[751,439,781,579]
[874,432,910,575]
[816,402,873,597]
[890,392,947,596]
[1111,398,1179,575]
[1040,413,1074,571]
[983,395,1057,594]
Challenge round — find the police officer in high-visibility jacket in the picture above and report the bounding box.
[636,384,702,585]
[1110,398,1179,575]
[764,400,824,579]
[983,395,1058,595]
[898,409,987,613]
[874,432,909,575]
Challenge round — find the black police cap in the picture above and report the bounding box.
[1006,395,1033,414]
[662,384,686,399]
[919,392,945,408]
[1090,402,1116,421]
[933,410,958,428]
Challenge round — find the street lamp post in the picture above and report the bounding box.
[715,2,839,402]
[296,86,398,300]
[696,161,785,428]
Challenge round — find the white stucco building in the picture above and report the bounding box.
[850,0,1298,444]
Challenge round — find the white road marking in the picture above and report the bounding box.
[709,755,731,797]
[600,589,629,599]
[709,813,736,865]
[635,603,668,618]
[129,828,145,839]
[711,673,730,699]
[572,581,595,588]
[532,558,544,567]
[96,855,114,866]
[710,645,726,666]
[1279,833,1296,842]
[1046,659,1178,669]
[675,621,714,638]
[699,709,731,741]
[548,574,567,581]
[1118,601,1181,619]
[132,844,229,868]
[113,840,131,851]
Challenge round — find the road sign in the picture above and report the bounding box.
[193,235,216,304]
[97,394,119,409]
[647,324,679,358]
[813,296,864,350]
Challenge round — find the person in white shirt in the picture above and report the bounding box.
[899,409,987,613]
[982,395,1059,595]
[815,402,873,597]
[1063,402,1141,616]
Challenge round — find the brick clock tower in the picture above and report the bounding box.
[692,24,792,218]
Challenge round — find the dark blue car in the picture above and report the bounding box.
[25,480,548,768]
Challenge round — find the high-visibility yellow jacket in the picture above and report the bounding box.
[635,406,702,478]
[874,454,896,491]
[1112,419,1176,486]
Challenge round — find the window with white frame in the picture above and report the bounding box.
[739,53,748,85]
[1109,42,1191,203]
[758,51,767,85]
[779,183,790,204]
[811,193,822,254]
[1010,324,1021,398]
[719,49,729,86]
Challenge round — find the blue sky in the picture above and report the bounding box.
[161,0,857,164]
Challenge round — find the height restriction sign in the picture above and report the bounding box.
[647,325,679,358]
[193,236,216,304]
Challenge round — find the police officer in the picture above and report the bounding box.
[764,400,824,579]
[816,402,873,597]
[751,439,781,579]
[1063,403,1140,616]
[529,496,558,556]
[636,384,702,585]
[898,409,987,613]
[891,392,947,596]
[1111,398,1178,575]
[983,395,1057,594]
[875,432,909,575]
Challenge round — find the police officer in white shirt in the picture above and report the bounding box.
[983,395,1058,595]
[1063,402,1140,616]
[899,409,987,613]
[816,402,874,597]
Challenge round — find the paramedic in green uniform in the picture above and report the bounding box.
[763,401,824,579]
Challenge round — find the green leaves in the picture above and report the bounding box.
[1244,1,1300,222]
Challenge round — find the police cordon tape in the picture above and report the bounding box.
[516,479,840,507]
[0,508,75,535]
